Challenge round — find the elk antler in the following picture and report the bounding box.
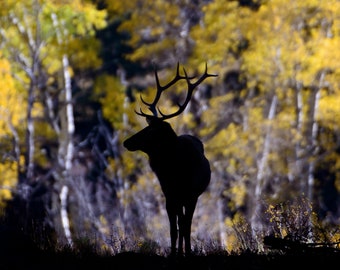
[136,62,217,120]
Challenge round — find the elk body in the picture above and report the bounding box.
[123,63,217,255]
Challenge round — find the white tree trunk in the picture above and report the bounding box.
[60,185,72,246]
[307,72,323,205]
[61,54,75,173]
[10,12,38,181]
[52,13,75,247]
[251,94,277,234]
[294,82,305,190]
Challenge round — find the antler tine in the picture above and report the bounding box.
[134,106,151,118]
[191,62,218,89]
[159,62,218,120]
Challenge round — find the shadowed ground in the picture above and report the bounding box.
[2,225,340,270]
[2,244,340,270]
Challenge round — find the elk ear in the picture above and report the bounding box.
[146,116,162,125]
[146,116,153,125]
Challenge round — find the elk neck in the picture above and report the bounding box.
[146,122,178,159]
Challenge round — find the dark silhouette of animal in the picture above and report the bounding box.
[123,63,217,255]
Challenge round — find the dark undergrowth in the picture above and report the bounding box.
[2,246,340,270]
[2,228,340,270]
[2,196,340,269]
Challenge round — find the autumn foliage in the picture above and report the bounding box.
[0,0,340,255]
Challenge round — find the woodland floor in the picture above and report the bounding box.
[3,251,340,270]
[2,242,340,270]
[2,224,340,270]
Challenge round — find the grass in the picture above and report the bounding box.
[2,227,340,270]
[2,196,340,269]
[2,245,340,270]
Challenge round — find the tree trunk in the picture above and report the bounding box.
[293,81,306,191]
[25,81,35,181]
[250,94,277,234]
[307,72,323,202]
[9,12,38,182]
[51,13,75,247]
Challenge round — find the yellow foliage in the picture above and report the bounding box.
[68,37,102,69]
[45,0,107,36]
[104,0,136,15]
[110,0,183,62]
[0,54,25,135]
[94,75,126,129]
[224,212,250,252]
[228,182,246,209]
[207,124,237,158]
[318,92,340,130]
[99,215,110,235]
[200,94,234,137]
[0,159,18,209]
[192,0,251,67]
[128,38,176,62]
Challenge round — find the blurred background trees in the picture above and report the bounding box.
[0,0,340,253]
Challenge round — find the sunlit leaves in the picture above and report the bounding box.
[94,75,127,130]
[0,0,108,208]
[106,0,186,63]
[0,55,24,134]
[68,37,103,69]
[41,1,107,71]
[0,55,21,207]
[43,0,107,36]
[318,92,340,130]
[191,0,250,69]
[0,160,18,208]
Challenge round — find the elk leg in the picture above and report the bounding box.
[184,197,198,255]
[166,200,178,255]
[177,206,185,255]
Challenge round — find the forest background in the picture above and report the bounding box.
[0,0,340,254]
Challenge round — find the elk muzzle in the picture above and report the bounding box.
[123,137,138,151]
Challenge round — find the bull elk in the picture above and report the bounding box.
[123,63,217,256]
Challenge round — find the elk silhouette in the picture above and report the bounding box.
[123,63,217,255]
